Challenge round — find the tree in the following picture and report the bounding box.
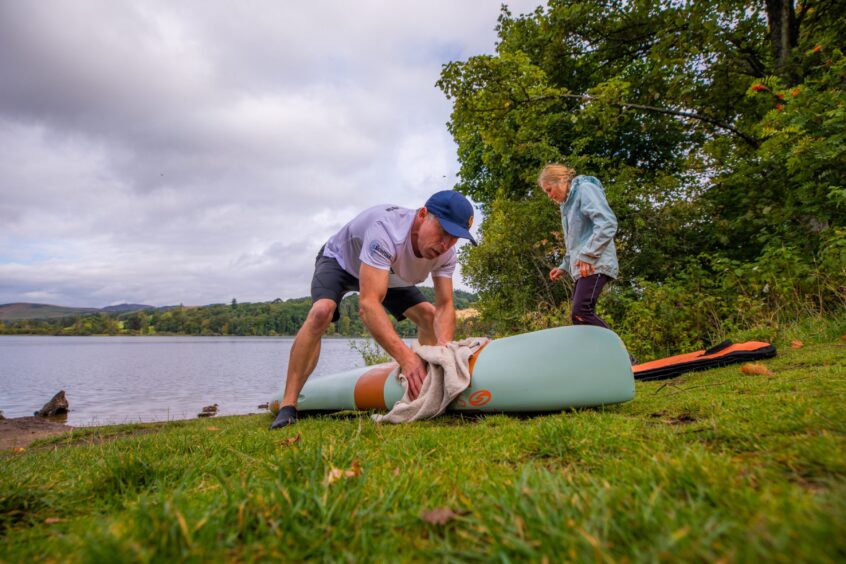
[438,0,845,331]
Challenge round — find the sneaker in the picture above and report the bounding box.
[269,405,298,430]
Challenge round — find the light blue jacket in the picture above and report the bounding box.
[558,175,619,280]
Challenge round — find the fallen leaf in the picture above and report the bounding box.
[514,515,525,537]
[346,459,362,478]
[279,433,301,447]
[421,507,467,525]
[13,447,26,453]
[577,527,601,548]
[790,340,804,349]
[841,335,846,342]
[392,466,400,477]
[671,526,690,541]
[44,517,64,524]
[323,459,361,485]
[206,426,220,431]
[741,363,772,376]
[324,467,345,485]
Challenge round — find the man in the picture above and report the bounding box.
[270,190,477,429]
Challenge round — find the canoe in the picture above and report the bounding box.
[270,325,635,414]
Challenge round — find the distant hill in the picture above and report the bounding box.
[0,289,478,329]
[101,304,156,314]
[0,303,155,321]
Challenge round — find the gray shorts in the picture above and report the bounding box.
[310,246,428,322]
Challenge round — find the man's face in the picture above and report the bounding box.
[417,212,459,259]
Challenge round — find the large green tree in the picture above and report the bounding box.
[438,0,845,333]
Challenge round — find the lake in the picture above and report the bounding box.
[0,336,375,426]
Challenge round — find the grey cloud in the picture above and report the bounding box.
[0,0,541,307]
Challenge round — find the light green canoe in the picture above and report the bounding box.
[269,325,634,414]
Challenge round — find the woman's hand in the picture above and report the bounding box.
[576,260,595,278]
[549,267,565,281]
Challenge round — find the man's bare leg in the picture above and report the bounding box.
[403,302,437,345]
[271,299,335,429]
[282,299,336,405]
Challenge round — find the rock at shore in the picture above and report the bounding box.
[35,390,69,417]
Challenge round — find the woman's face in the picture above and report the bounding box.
[541,178,570,204]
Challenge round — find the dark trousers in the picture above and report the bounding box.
[571,273,611,329]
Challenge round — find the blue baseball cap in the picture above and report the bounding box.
[425,190,477,246]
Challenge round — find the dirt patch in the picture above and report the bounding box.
[648,411,697,425]
[0,416,73,450]
[667,412,698,425]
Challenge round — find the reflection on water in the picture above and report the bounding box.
[0,336,369,426]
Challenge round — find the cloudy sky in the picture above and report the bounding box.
[0,1,542,307]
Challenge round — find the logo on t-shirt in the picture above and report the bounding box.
[368,240,394,262]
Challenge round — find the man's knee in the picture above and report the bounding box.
[408,301,435,329]
[306,301,336,332]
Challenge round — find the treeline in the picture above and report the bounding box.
[0,289,478,338]
[438,0,846,359]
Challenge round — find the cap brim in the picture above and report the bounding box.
[439,218,478,246]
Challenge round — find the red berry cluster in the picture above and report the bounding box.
[750,83,787,111]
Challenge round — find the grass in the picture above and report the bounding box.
[2,315,845,562]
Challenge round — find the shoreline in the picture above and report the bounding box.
[0,416,75,451]
[0,412,266,451]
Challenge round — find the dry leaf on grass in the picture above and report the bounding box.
[421,507,468,525]
[790,340,804,349]
[841,335,846,342]
[205,426,220,431]
[741,362,773,376]
[577,527,601,548]
[44,517,64,524]
[393,467,401,477]
[279,433,301,447]
[324,459,361,485]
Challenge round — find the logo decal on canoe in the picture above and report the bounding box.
[468,390,491,407]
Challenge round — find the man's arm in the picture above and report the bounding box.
[432,275,455,345]
[358,263,428,399]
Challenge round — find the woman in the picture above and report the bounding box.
[538,163,619,332]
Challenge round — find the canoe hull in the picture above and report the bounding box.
[270,326,634,414]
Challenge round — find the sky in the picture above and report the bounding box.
[0,0,543,308]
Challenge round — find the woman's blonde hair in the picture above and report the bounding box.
[538,163,576,187]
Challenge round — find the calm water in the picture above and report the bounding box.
[0,336,371,426]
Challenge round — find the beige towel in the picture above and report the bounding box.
[373,337,489,424]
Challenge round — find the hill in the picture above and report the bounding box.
[0,303,100,321]
[0,289,478,336]
[0,303,154,321]
[100,304,155,314]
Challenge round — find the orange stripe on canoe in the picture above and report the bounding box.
[353,362,398,409]
[467,339,491,379]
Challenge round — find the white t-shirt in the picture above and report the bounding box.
[323,205,457,287]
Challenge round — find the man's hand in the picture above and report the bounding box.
[576,260,595,278]
[549,267,565,281]
[399,352,428,401]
